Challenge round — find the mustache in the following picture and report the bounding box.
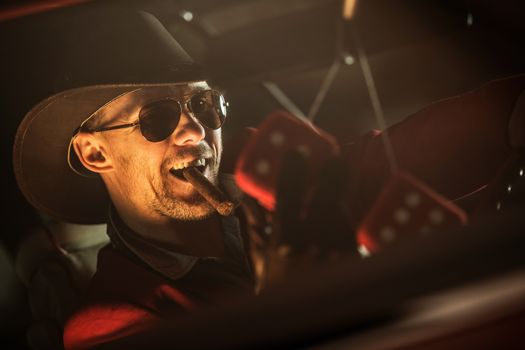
[163,143,215,165]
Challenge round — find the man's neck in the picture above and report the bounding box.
[114,206,225,258]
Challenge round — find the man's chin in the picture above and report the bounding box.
[170,188,208,205]
[172,203,216,221]
[156,193,216,221]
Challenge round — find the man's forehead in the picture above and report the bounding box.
[94,81,210,123]
[133,81,210,99]
[117,81,210,107]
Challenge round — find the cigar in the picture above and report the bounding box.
[182,167,235,216]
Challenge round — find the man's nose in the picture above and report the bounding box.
[170,110,206,145]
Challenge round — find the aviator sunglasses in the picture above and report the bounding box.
[81,89,228,142]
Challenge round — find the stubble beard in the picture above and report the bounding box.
[151,166,219,221]
[115,142,222,221]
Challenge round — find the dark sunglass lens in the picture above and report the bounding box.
[190,91,226,129]
[139,100,181,142]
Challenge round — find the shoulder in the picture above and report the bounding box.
[89,245,195,307]
[63,246,159,349]
[63,246,195,349]
[63,300,158,349]
[90,244,163,294]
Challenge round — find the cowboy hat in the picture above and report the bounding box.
[13,5,206,224]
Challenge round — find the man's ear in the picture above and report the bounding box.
[73,133,114,173]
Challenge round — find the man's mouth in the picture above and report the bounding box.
[169,158,208,181]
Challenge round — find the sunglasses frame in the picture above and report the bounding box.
[81,89,228,142]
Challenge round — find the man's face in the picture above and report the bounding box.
[92,82,223,220]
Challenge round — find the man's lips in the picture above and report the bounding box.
[171,158,206,170]
[169,158,209,181]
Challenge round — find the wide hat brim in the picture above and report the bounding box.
[11,6,207,224]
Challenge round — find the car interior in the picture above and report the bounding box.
[1,0,524,349]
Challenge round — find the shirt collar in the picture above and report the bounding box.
[107,205,199,280]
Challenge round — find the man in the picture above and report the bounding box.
[12,8,255,349]
[17,58,259,350]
